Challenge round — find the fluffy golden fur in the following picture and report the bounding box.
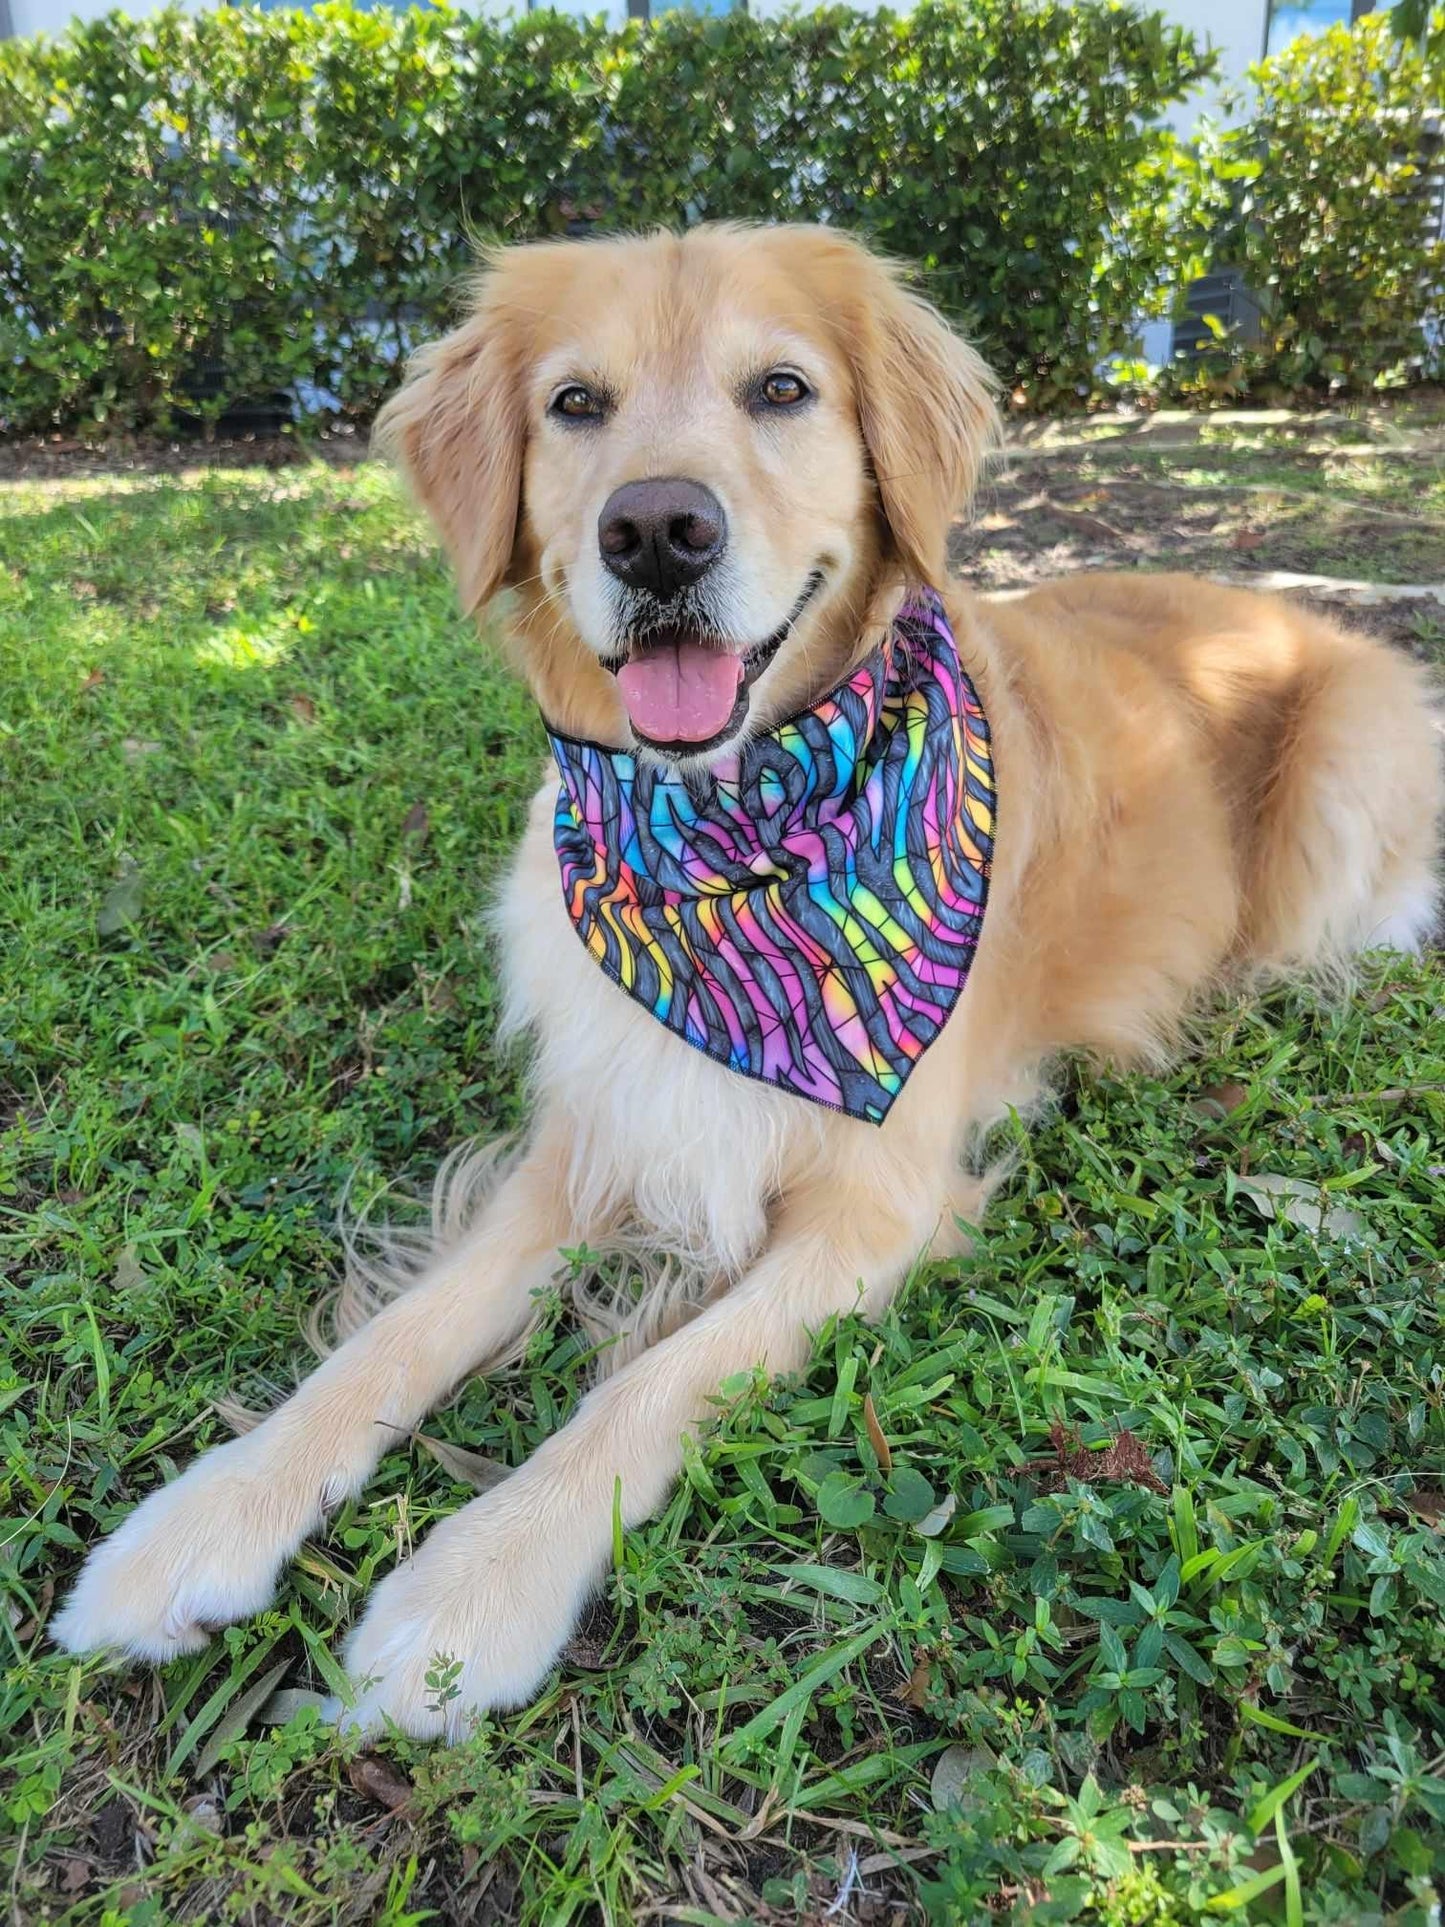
[55,224,1442,1736]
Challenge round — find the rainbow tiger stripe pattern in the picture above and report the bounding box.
[546,591,995,1124]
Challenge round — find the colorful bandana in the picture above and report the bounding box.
[546,592,995,1123]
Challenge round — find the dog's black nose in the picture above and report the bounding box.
[598,478,727,600]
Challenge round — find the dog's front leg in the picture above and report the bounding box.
[338,1177,940,1738]
[53,1129,582,1663]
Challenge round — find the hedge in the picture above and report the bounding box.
[0,0,1217,432]
[0,3,1440,436]
[1197,15,1445,396]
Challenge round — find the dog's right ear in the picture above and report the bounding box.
[373,280,526,617]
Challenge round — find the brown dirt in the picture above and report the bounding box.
[950,451,1445,661]
[0,426,367,484]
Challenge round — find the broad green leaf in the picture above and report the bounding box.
[774,1562,884,1606]
[883,1467,936,1523]
[815,1471,876,1530]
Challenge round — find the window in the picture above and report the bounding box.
[1265,0,1377,56]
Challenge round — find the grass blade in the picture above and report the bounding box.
[722,1625,887,1758]
[167,1635,286,1778]
[1277,1806,1303,1927]
[1248,1757,1319,1837]
[191,1657,293,1781]
[1206,1863,1287,1912]
[1238,1703,1325,1742]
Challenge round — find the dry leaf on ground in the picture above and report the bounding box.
[1233,1172,1364,1240]
[348,1754,414,1814]
[1023,1422,1168,1495]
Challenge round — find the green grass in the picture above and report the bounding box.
[3,457,1445,1925]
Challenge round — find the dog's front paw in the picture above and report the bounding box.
[338,1491,598,1739]
[52,1437,327,1662]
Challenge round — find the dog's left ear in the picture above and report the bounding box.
[838,247,1000,587]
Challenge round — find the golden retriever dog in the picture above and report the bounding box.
[55,224,1442,1736]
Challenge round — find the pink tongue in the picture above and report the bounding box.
[616,642,743,744]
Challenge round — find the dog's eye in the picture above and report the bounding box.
[551,384,604,422]
[759,371,810,409]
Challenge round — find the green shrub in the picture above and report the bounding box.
[1194,14,1445,395]
[4,3,1439,430]
[0,0,1216,433]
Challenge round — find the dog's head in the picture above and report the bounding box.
[377,223,997,762]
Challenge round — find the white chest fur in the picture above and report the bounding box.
[494,780,829,1279]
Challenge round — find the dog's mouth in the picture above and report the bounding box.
[606,571,823,756]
